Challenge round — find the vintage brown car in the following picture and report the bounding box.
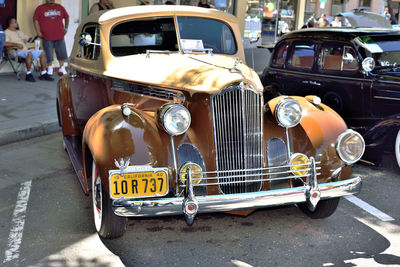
[57,5,365,238]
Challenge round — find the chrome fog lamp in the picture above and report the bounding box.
[179,162,203,185]
[336,130,365,165]
[290,153,310,176]
[275,97,303,128]
[362,57,375,72]
[160,104,191,136]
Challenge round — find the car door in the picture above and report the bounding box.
[311,42,368,120]
[69,24,110,132]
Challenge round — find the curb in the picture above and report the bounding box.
[0,121,61,146]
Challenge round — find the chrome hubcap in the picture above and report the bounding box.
[92,161,102,231]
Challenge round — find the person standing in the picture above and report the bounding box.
[318,13,329,27]
[33,0,69,76]
[89,0,114,15]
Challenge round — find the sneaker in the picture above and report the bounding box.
[39,73,55,81]
[25,73,36,82]
[58,67,67,76]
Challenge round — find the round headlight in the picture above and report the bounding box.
[336,130,365,165]
[275,98,303,128]
[290,153,310,176]
[160,104,191,136]
[179,162,203,185]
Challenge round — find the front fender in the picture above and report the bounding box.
[268,96,349,180]
[363,115,400,146]
[82,105,170,193]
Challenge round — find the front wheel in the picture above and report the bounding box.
[298,198,340,219]
[395,129,400,169]
[92,160,127,239]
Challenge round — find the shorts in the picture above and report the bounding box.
[11,49,43,61]
[0,30,5,61]
[42,39,68,62]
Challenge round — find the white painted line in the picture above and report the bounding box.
[344,195,395,222]
[3,180,32,264]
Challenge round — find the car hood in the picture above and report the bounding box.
[104,53,263,95]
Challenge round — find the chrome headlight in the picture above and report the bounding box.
[275,97,303,128]
[336,130,365,165]
[160,104,191,136]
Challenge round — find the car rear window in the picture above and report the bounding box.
[271,42,289,68]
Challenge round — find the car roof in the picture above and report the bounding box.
[82,5,238,25]
[279,28,400,42]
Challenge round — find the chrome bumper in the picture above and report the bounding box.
[112,176,362,217]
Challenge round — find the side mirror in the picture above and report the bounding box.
[362,57,375,73]
[79,33,93,47]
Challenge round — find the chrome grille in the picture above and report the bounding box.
[211,84,263,194]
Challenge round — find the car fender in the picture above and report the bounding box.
[82,105,170,193]
[363,115,400,147]
[267,96,349,177]
[57,76,80,136]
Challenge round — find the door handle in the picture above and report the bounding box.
[302,80,309,84]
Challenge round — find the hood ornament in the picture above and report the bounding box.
[114,158,130,176]
[229,57,242,73]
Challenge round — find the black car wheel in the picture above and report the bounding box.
[298,197,340,219]
[92,160,127,239]
[322,92,344,114]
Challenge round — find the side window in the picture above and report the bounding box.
[320,44,343,71]
[343,46,358,71]
[78,25,101,60]
[289,43,315,69]
[271,42,289,68]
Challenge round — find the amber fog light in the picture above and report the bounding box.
[160,104,191,136]
[290,153,310,176]
[179,163,203,185]
[336,130,365,165]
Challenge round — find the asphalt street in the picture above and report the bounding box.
[0,133,399,267]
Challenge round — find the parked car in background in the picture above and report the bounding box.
[337,9,392,28]
[261,27,400,168]
[57,6,365,238]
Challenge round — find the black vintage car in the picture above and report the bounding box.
[261,28,400,168]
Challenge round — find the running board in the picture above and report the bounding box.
[63,135,88,195]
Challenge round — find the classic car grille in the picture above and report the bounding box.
[211,85,263,194]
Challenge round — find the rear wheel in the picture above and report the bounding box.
[298,198,340,219]
[395,129,400,169]
[92,161,127,239]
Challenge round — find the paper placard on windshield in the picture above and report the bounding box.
[181,39,204,51]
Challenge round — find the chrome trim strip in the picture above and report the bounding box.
[113,177,362,217]
[170,136,179,196]
[373,96,400,101]
[268,67,368,83]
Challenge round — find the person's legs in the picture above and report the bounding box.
[25,52,33,72]
[42,39,54,75]
[54,39,68,75]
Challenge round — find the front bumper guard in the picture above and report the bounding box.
[112,176,362,219]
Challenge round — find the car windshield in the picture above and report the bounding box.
[110,16,237,57]
[176,17,237,55]
[356,34,400,66]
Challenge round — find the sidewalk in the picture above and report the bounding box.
[0,72,61,146]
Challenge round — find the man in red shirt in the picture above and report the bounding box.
[33,0,69,76]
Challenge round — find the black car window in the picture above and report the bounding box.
[320,44,358,71]
[289,43,315,69]
[321,45,343,71]
[343,46,358,71]
[271,42,289,68]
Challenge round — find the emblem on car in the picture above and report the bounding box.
[114,158,130,176]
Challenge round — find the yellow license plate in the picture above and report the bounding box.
[109,169,168,199]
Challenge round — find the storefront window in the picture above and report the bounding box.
[245,0,297,44]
